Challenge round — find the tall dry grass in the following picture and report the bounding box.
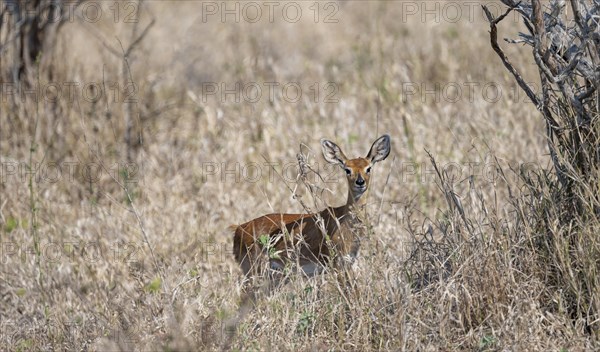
[1,0,598,350]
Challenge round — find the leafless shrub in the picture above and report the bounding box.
[481,0,600,336]
[404,0,600,339]
[483,0,599,215]
[1,0,83,84]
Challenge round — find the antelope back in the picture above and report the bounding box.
[232,134,391,277]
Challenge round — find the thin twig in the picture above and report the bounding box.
[482,4,541,108]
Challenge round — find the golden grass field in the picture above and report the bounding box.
[1,0,599,350]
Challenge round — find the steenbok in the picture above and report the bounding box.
[231,135,391,280]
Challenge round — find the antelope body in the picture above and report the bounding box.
[231,135,391,278]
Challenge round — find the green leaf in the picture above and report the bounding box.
[479,335,496,349]
[4,217,19,233]
[258,234,269,246]
[145,277,162,293]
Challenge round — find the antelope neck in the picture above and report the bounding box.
[342,187,368,218]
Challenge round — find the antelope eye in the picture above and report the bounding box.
[366,167,371,174]
[344,168,352,175]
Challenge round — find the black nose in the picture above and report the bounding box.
[356,177,365,186]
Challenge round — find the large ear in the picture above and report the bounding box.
[366,134,391,164]
[321,138,348,166]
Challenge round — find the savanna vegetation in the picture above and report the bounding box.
[1,0,599,350]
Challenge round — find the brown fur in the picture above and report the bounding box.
[231,135,391,278]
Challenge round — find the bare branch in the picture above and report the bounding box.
[482,4,540,107]
[125,17,155,57]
